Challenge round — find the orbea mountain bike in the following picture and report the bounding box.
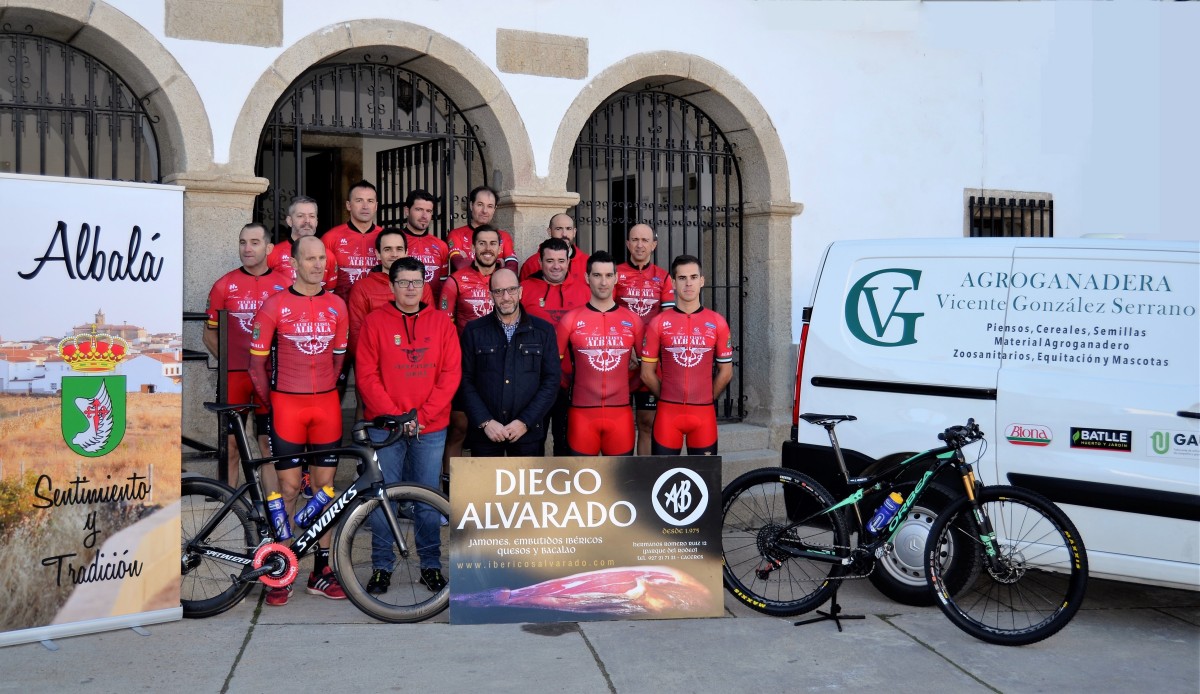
[180,403,450,623]
[721,414,1088,646]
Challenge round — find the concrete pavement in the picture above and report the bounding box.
[1,572,1196,693]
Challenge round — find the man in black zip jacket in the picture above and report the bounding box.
[460,268,561,456]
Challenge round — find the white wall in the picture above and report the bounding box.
[105,1,1200,342]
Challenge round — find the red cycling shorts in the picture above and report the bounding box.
[227,371,269,415]
[269,390,342,468]
[652,401,718,455]
[567,406,635,457]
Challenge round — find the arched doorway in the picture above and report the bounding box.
[0,31,160,182]
[568,89,745,419]
[255,53,488,240]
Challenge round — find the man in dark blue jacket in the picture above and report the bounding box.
[460,268,561,456]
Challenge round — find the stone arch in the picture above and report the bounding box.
[227,20,535,193]
[549,52,802,435]
[0,0,213,177]
[547,52,793,208]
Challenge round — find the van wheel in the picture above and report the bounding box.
[868,482,959,606]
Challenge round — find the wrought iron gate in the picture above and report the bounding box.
[256,57,486,239]
[0,30,159,182]
[568,90,745,419]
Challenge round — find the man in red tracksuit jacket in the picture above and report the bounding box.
[355,255,461,595]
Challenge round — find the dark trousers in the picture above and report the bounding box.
[543,387,571,457]
[470,436,546,457]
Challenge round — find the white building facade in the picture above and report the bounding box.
[0,1,1193,445]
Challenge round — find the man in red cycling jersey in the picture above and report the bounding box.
[556,250,644,456]
[519,213,588,282]
[266,195,337,289]
[616,223,675,455]
[520,237,589,455]
[323,180,382,303]
[640,254,733,455]
[356,256,460,595]
[447,185,518,273]
[204,222,291,485]
[401,189,451,303]
[250,235,350,605]
[441,225,500,468]
[347,228,433,354]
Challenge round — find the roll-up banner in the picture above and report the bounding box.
[449,455,724,625]
[0,173,183,647]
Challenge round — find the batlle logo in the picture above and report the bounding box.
[1004,423,1052,447]
[1069,427,1132,453]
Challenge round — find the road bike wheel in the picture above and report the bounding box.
[869,481,969,607]
[720,467,849,616]
[926,485,1088,646]
[180,477,259,619]
[333,482,451,623]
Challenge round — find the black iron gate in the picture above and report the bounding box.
[568,90,745,420]
[256,57,486,239]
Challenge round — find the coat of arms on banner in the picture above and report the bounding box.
[57,328,128,457]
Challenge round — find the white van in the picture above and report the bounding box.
[786,238,1199,603]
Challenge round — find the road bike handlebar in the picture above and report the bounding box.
[350,409,420,449]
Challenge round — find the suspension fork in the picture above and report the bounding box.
[954,452,1005,572]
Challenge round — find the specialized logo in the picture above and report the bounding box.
[650,467,709,526]
[666,346,712,368]
[844,268,924,347]
[1004,423,1053,447]
[1070,427,1132,453]
[579,348,629,372]
[1149,430,1200,458]
[58,328,128,457]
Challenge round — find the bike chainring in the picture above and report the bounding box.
[253,542,299,588]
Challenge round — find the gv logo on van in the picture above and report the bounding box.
[845,268,924,347]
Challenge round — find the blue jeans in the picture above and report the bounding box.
[368,427,446,570]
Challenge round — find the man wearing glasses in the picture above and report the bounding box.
[459,269,561,456]
[355,256,460,595]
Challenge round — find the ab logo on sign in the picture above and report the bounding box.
[57,328,128,457]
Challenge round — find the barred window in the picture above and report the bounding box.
[964,189,1053,238]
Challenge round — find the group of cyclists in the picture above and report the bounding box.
[204,180,734,606]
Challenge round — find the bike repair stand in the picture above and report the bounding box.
[793,586,865,633]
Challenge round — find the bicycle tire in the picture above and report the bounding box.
[180,477,260,619]
[720,467,849,616]
[332,482,451,623]
[926,485,1088,646]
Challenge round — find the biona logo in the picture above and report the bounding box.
[844,268,924,347]
[1004,423,1052,447]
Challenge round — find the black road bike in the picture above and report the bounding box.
[721,414,1088,645]
[181,403,450,623]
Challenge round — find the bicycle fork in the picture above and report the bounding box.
[377,488,413,559]
[955,458,1006,574]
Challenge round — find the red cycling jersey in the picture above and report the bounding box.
[322,222,381,301]
[640,306,734,405]
[615,262,675,320]
[403,230,450,302]
[519,247,589,282]
[347,268,434,353]
[206,267,291,371]
[556,303,644,407]
[249,288,349,395]
[441,264,495,331]
[520,275,590,326]
[266,238,338,290]
[446,225,518,272]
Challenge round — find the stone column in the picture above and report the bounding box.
[741,201,805,449]
[163,170,269,446]
[495,188,582,262]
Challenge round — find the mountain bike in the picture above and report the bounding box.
[180,402,450,623]
[721,414,1088,645]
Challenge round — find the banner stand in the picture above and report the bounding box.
[0,607,182,648]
